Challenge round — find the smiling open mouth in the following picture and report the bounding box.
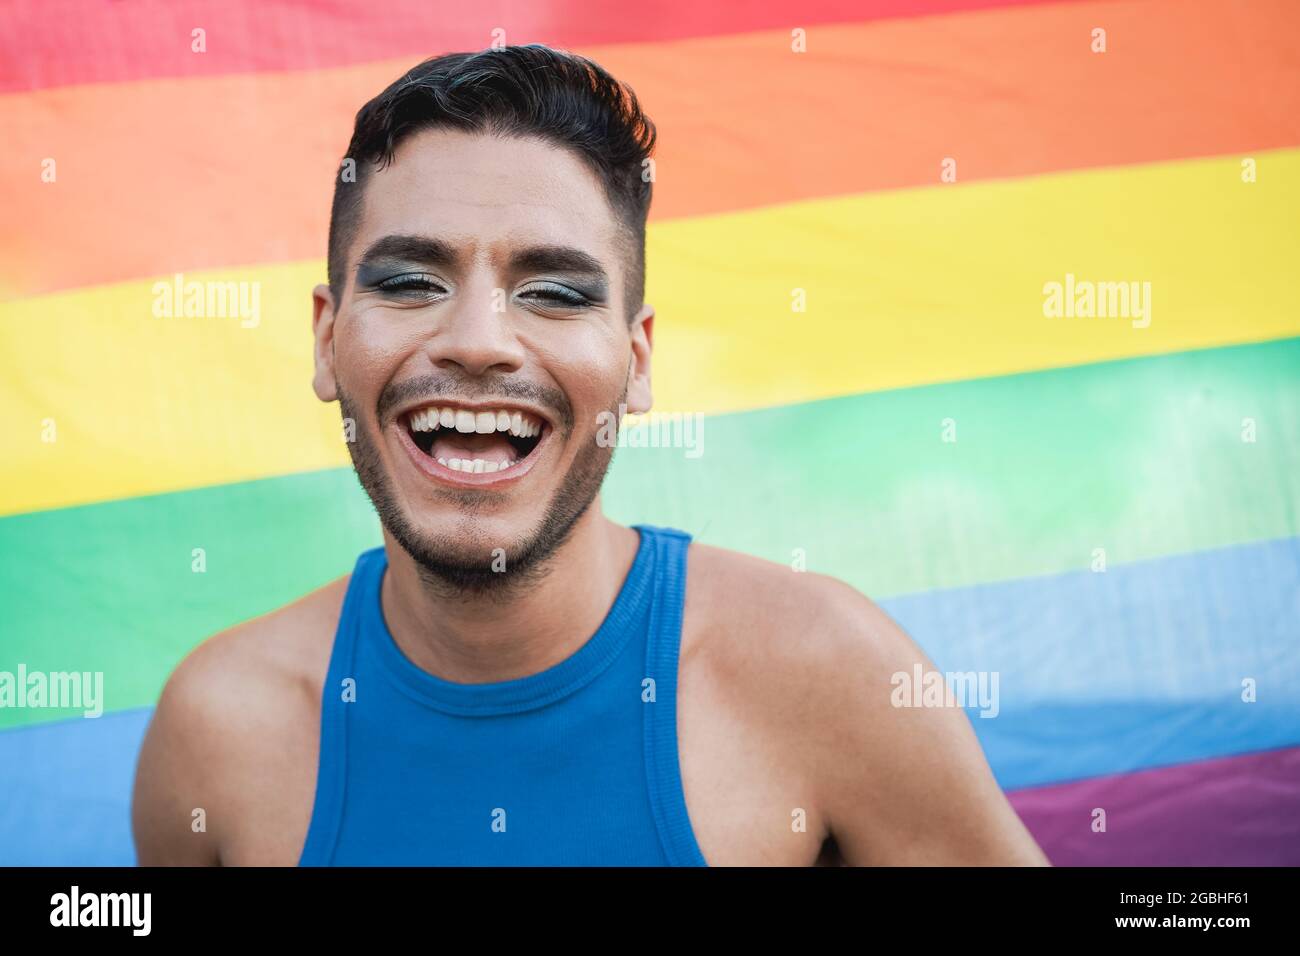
[404,404,547,474]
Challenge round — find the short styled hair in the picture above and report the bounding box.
[327,45,657,318]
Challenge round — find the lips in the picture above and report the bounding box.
[396,400,550,486]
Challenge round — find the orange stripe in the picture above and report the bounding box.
[3,0,1297,301]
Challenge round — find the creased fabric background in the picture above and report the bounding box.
[1,0,1298,865]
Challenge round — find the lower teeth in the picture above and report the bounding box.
[437,457,514,474]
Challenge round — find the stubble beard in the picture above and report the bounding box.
[338,384,623,602]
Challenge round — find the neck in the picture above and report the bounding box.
[378,500,641,684]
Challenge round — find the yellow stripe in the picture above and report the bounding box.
[3,149,1297,517]
[652,148,1300,413]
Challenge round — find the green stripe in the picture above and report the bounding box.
[2,338,1297,729]
[0,469,382,729]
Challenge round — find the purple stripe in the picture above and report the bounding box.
[1008,746,1300,865]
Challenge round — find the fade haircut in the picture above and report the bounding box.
[327,44,657,319]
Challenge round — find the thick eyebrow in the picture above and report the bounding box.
[509,245,609,286]
[355,234,461,272]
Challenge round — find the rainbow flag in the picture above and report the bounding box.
[2,0,1298,865]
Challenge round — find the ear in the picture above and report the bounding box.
[311,284,339,402]
[625,302,654,415]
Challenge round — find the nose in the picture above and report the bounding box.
[423,282,526,377]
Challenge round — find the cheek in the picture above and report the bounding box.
[333,311,420,397]
[529,326,629,419]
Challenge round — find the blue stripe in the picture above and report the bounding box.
[882,535,1300,789]
[0,706,149,865]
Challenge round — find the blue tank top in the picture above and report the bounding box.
[298,524,709,866]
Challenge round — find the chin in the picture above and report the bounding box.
[409,513,539,562]
[387,514,567,594]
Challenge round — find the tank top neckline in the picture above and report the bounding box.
[359,526,658,717]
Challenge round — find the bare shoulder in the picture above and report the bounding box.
[681,541,905,692]
[131,576,350,865]
[681,542,1048,865]
[164,575,349,704]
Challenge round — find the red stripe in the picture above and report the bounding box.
[0,0,1074,93]
[1008,746,1300,866]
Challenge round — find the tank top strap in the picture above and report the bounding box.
[298,546,384,866]
[636,525,709,866]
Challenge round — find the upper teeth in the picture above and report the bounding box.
[408,406,542,437]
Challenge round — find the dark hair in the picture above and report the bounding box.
[327,44,657,318]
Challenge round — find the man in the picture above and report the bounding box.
[132,45,1048,866]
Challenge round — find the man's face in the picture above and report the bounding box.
[312,128,652,588]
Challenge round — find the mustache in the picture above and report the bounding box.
[376,373,575,435]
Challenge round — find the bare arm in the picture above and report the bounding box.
[133,580,344,866]
[131,653,224,865]
[805,578,1049,866]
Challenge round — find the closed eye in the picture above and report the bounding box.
[375,273,449,301]
[516,281,593,311]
